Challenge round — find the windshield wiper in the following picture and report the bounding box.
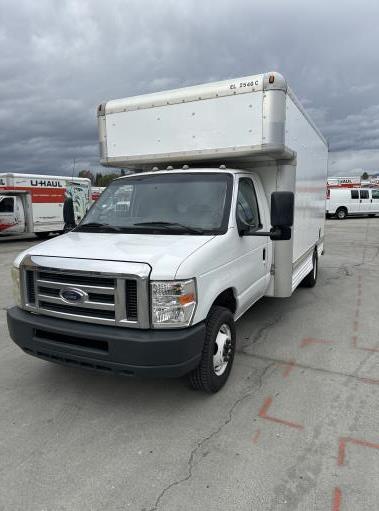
[133,221,205,234]
[75,222,123,232]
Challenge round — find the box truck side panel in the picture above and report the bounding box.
[285,95,328,265]
[105,92,264,161]
[0,174,91,234]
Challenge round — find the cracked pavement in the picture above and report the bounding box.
[1,218,379,510]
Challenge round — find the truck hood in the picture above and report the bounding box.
[15,231,215,279]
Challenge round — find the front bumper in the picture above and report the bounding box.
[7,307,205,378]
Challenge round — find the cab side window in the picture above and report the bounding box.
[236,178,260,229]
[372,190,379,199]
[351,190,359,199]
[0,197,14,213]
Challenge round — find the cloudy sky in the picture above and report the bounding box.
[1,0,378,177]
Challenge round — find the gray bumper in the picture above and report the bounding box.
[7,307,205,378]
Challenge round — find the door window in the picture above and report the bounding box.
[351,190,359,199]
[372,190,379,199]
[360,190,369,199]
[0,197,14,213]
[236,178,261,229]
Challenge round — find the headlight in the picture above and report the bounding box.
[151,279,197,328]
[11,266,22,307]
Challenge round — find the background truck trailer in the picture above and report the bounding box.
[8,72,328,392]
[0,173,91,237]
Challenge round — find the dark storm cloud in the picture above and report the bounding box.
[1,0,378,176]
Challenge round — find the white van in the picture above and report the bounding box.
[326,187,379,219]
[7,72,328,392]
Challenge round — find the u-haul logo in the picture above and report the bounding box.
[30,179,64,188]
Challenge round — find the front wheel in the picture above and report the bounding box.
[189,306,236,393]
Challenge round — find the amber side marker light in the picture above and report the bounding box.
[179,293,196,305]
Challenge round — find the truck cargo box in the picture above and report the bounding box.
[98,71,326,170]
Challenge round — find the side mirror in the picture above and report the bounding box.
[269,191,294,240]
[271,191,294,228]
[239,191,294,241]
[63,198,76,226]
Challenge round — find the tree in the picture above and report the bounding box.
[361,171,369,180]
[100,173,120,187]
[78,169,95,184]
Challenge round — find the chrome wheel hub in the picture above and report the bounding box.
[213,323,232,376]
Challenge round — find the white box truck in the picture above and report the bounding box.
[0,173,91,238]
[7,72,328,392]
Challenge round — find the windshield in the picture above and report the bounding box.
[77,172,233,235]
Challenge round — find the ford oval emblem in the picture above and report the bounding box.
[60,288,87,304]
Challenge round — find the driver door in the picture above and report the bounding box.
[235,176,270,313]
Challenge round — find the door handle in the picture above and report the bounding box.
[263,248,266,261]
[360,199,362,203]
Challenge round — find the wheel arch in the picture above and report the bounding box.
[210,288,237,316]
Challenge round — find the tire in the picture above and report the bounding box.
[336,207,347,220]
[35,232,50,240]
[301,250,318,288]
[189,306,236,393]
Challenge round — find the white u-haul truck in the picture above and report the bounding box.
[0,173,91,238]
[8,72,328,392]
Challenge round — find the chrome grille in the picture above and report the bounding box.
[20,256,150,329]
[36,269,116,323]
[26,270,36,304]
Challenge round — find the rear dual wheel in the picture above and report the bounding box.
[301,250,318,288]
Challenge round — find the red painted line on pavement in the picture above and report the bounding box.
[300,337,334,348]
[357,345,379,353]
[359,376,379,385]
[352,335,379,353]
[332,487,342,511]
[281,359,296,378]
[252,429,261,444]
[338,436,379,466]
[258,397,304,430]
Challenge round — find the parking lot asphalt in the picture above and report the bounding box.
[1,218,379,511]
